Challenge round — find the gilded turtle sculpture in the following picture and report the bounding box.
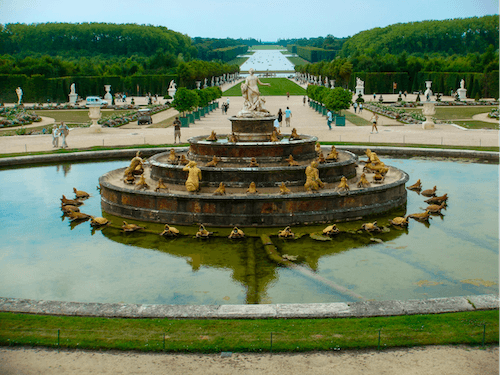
[425,194,448,204]
[408,210,431,222]
[322,224,340,236]
[407,179,422,191]
[228,227,245,239]
[389,216,409,227]
[361,221,381,232]
[426,202,446,214]
[357,173,370,188]
[279,182,291,195]
[213,182,226,196]
[61,204,80,214]
[278,226,295,239]
[67,211,92,222]
[61,195,83,206]
[421,186,437,197]
[122,221,145,232]
[73,187,90,199]
[160,224,180,237]
[155,178,168,192]
[90,216,110,227]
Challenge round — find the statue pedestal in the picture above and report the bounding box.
[68,93,78,105]
[422,102,435,130]
[88,105,102,133]
[168,88,176,99]
[355,87,364,96]
[104,85,112,104]
[457,88,467,101]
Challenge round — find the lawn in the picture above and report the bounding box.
[33,109,131,123]
[1,310,497,352]
[453,120,499,130]
[404,106,496,120]
[286,56,308,66]
[223,78,306,96]
[249,45,285,50]
[345,112,372,126]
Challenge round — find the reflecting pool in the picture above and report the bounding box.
[0,158,497,305]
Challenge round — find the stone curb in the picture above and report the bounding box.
[0,295,497,319]
[0,146,497,168]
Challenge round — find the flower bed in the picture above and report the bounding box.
[0,108,42,128]
[98,104,170,127]
[364,103,425,124]
[488,108,499,119]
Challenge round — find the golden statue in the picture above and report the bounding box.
[183,161,202,192]
[155,178,168,192]
[160,224,180,237]
[247,182,258,194]
[228,227,245,239]
[206,156,220,167]
[228,132,238,143]
[90,216,110,227]
[373,172,385,183]
[167,148,177,163]
[421,186,437,197]
[73,187,89,199]
[390,217,409,227]
[335,176,350,192]
[178,154,189,165]
[206,130,217,141]
[248,157,259,167]
[363,148,386,174]
[326,145,338,161]
[122,221,145,232]
[279,182,291,195]
[407,179,422,191]
[286,154,299,166]
[361,221,381,232]
[213,182,226,195]
[124,151,144,176]
[424,194,448,205]
[61,204,80,214]
[278,226,295,239]
[196,224,213,238]
[408,210,431,222]
[67,211,92,222]
[317,152,326,164]
[426,202,446,213]
[304,161,324,192]
[290,128,301,140]
[357,173,370,188]
[135,174,149,190]
[323,224,340,236]
[61,195,83,206]
[315,142,321,155]
[270,130,279,142]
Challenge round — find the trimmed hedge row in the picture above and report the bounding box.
[207,45,248,62]
[296,46,337,63]
[0,74,177,103]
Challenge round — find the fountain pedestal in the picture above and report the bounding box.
[422,102,436,130]
[88,104,102,133]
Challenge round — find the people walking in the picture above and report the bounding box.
[353,102,358,113]
[52,125,59,148]
[285,107,292,127]
[359,103,363,113]
[370,114,379,133]
[59,122,69,148]
[277,109,283,127]
[303,96,306,106]
[173,117,181,144]
[327,109,333,130]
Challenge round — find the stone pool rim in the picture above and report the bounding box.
[0,147,498,318]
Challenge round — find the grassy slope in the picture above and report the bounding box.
[1,310,497,352]
[223,78,306,96]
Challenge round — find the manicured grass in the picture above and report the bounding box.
[223,78,306,96]
[286,56,308,66]
[404,106,496,120]
[227,57,250,66]
[0,310,497,352]
[250,45,284,50]
[453,121,499,130]
[149,114,177,128]
[345,112,373,126]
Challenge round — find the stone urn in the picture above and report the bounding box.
[422,102,436,130]
[104,85,112,103]
[88,104,102,133]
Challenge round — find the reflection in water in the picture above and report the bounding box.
[0,158,497,305]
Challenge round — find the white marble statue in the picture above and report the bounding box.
[169,80,176,90]
[70,83,76,94]
[356,77,364,88]
[238,68,271,117]
[16,87,23,105]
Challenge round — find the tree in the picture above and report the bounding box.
[323,87,352,114]
[171,87,199,115]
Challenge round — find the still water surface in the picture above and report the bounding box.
[0,158,497,305]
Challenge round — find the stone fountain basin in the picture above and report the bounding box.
[99,165,409,226]
[149,150,358,187]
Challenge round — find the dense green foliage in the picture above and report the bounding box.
[280,35,347,50]
[1,311,497,352]
[172,86,221,114]
[296,46,337,63]
[307,85,352,112]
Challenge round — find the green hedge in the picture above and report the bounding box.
[296,46,337,63]
[207,45,248,62]
[351,72,410,94]
[0,74,177,103]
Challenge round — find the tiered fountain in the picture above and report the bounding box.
[99,72,408,227]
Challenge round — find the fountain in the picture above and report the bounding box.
[99,72,409,226]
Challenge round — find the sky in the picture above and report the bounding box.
[0,0,498,41]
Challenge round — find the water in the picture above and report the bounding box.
[0,158,497,305]
[240,49,295,72]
